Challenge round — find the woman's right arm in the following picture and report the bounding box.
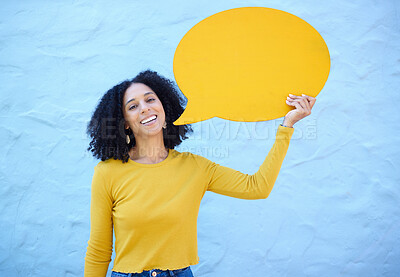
[84,166,113,277]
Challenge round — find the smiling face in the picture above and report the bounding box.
[122,83,166,139]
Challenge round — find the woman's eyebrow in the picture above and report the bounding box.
[125,92,155,107]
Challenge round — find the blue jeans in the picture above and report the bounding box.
[111,266,194,277]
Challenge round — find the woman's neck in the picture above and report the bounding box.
[130,135,168,164]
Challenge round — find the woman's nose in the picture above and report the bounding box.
[140,103,150,114]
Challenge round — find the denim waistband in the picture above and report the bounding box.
[111,266,192,277]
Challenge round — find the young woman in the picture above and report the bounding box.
[84,70,316,277]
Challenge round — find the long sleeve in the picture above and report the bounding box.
[84,165,114,277]
[206,125,294,199]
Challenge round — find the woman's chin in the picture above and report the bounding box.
[139,127,163,138]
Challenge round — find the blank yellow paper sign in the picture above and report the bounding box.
[173,7,330,125]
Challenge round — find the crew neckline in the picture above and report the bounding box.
[128,148,174,168]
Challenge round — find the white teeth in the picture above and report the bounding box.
[141,115,157,124]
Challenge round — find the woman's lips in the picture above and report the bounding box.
[140,115,157,125]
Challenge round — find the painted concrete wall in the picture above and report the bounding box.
[0,0,399,276]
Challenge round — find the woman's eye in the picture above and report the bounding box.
[147,98,155,102]
[129,105,137,110]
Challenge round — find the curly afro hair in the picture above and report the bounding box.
[86,70,192,163]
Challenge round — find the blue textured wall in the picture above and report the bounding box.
[1,1,399,276]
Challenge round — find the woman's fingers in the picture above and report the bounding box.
[291,100,304,113]
[288,94,315,112]
[286,98,306,113]
[302,94,317,109]
[284,93,316,125]
[301,97,311,112]
[289,93,315,102]
[287,96,309,113]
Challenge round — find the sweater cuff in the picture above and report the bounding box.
[277,124,295,140]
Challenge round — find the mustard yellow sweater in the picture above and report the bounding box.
[84,125,294,276]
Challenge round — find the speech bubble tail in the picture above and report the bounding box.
[173,103,213,125]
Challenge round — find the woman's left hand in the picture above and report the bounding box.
[282,94,316,127]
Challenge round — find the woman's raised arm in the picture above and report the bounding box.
[206,124,294,199]
[205,93,316,199]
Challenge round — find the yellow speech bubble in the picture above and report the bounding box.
[173,7,330,125]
